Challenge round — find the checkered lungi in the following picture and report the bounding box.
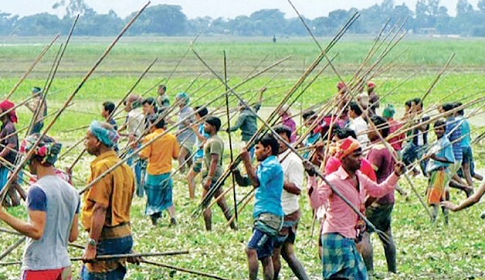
[321,233,367,280]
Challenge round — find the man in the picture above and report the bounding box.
[81,121,135,280]
[278,104,296,142]
[228,87,265,157]
[0,134,79,280]
[187,106,209,199]
[272,125,309,280]
[402,98,429,176]
[25,87,47,134]
[201,116,235,230]
[118,94,145,197]
[142,97,158,127]
[307,137,405,280]
[234,133,284,280]
[101,101,118,130]
[139,115,179,226]
[382,104,405,154]
[367,81,380,116]
[359,116,397,275]
[156,84,170,109]
[0,100,23,207]
[175,92,196,173]
[347,101,369,147]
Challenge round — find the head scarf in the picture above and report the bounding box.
[20,133,62,165]
[336,81,346,90]
[0,100,18,123]
[336,137,361,160]
[382,104,395,119]
[89,121,119,148]
[367,81,376,89]
[175,92,190,106]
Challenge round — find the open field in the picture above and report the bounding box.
[0,36,485,279]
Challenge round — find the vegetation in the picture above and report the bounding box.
[0,37,484,279]
[3,0,485,37]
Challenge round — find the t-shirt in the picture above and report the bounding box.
[81,151,135,230]
[426,136,455,173]
[229,103,261,142]
[0,121,18,164]
[202,134,224,180]
[457,116,471,148]
[194,124,209,160]
[156,94,170,108]
[125,107,144,137]
[446,117,463,162]
[303,131,320,159]
[139,128,180,175]
[366,143,396,204]
[387,119,405,151]
[254,155,284,218]
[278,149,303,215]
[177,106,196,147]
[23,175,79,271]
[348,116,369,147]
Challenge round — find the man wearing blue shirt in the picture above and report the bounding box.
[235,133,284,280]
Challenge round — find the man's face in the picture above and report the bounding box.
[85,131,100,155]
[341,148,362,172]
[304,116,317,128]
[255,143,271,162]
[142,103,153,115]
[367,123,379,142]
[124,101,132,112]
[158,87,165,95]
[434,125,445,138]
[203,122,212,134]
[101,108,108,118]
[277,133,289,154]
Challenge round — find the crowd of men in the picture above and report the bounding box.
[0,81,483,280]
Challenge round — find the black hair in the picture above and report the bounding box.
[369,115,390,138]
[194,106,209,118]
[442,103,454,112]
[349,101,363,116]
[335,127,357,139]
[102,101,115,115]
[414,98,423,108]
[158,84,166,91]
[434,119,446,129]
[142,97,157,106]
[257,133,279,156]
[148,114,165,129]
[405,99,414,108]
[302,110,316,120]
[205,116,221,131]
[453,102,464,116]
[273,125,292,140]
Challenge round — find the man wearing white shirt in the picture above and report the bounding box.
[272,125,309,280]
[348,101,369,148]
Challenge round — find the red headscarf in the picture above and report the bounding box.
[0,100,18,123]
[336,137,361,160]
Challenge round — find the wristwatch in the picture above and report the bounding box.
[87,238,97,247]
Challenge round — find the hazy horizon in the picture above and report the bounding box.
[0,0,481,19]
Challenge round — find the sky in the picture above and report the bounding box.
[0,0,480,19]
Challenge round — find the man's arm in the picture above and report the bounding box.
[442,181,485,212]
[240,149,259,187]
[363,162,405,198]
[82,203,107,262]
[69,214,79,243]
[0,208,46,240]
[229,114,245,132]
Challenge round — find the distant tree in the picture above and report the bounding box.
[478,0,485,13]
[0,12,18,36]
[249,9,286,36]
[53,0,92,17]
[128,4,187,36]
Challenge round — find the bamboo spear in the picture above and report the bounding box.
[0,250,190,266]
[141,259,230,280]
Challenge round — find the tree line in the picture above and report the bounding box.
[2,0,485,37]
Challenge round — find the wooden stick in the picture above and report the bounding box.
[0,251,190,266]
[5,34,60,100]
[142,259,230,280]
[0,237,25,261]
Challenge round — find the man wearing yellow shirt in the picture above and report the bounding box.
[81,121,135,280]
[139,114,180,226]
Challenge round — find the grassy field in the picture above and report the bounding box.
[0,36,485,279]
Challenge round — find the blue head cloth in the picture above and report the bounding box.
[175,92,190,105]
[89,121,119,148]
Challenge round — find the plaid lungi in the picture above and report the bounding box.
[321,233,367,280]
